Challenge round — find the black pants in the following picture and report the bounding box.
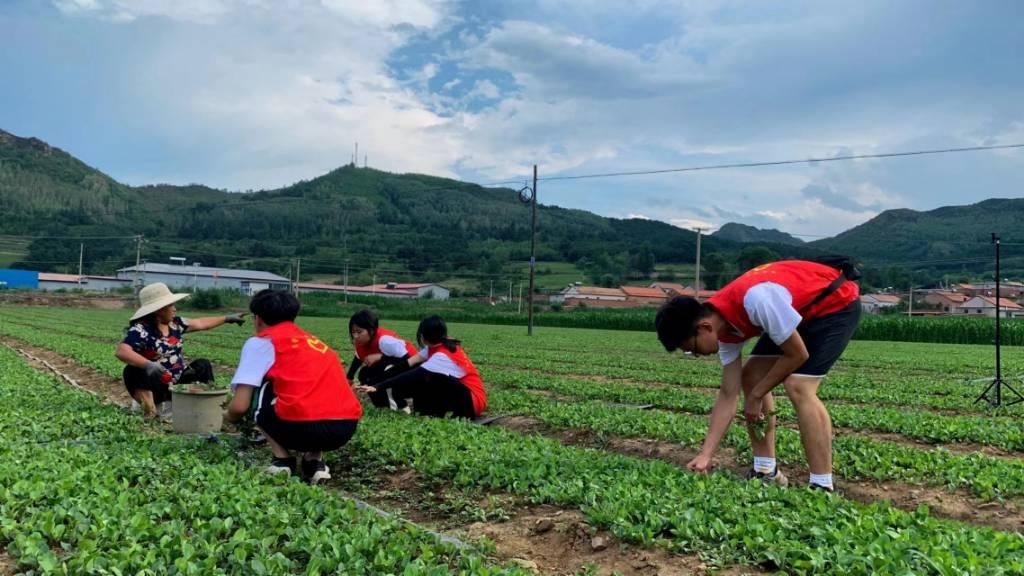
[378,367,475,418]
[358,357,413,409]
[254,380,359,452]
[122,359,214,404]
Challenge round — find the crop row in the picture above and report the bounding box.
[7,307,1024,375]
[1,312,1014,450]
[4,319,1024,573]
[485,388,1024,501]
[0,345,520,576]
[484,370,1024,451]
[0,309,1000,414]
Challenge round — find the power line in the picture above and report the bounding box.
[532,143,1024,183]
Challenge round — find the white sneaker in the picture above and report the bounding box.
[302,459,331,485]
[266,457,296,476]
[401,406,412,415]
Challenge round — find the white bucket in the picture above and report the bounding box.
[170,388,229,434]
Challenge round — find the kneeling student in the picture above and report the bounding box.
[225,289,362,484]
[356,315,486,419]
[347,309,419,412]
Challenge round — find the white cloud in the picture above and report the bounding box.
[466,79,500,100]
[626,213,650,220]
[669,218,714,230]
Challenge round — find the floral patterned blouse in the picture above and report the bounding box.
[123,316,191,383]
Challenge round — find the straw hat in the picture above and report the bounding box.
[131,283,191,321]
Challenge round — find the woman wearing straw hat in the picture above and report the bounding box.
[115,282,246,418]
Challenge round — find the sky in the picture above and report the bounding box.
[1,0,1022,238]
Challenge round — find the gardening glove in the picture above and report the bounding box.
[144,361,172,384]
[224,313,247,326]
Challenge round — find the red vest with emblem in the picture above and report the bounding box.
[428,343,487,417]
[257,321,362,421]
[354,327,418,360]
[708,260,860,344]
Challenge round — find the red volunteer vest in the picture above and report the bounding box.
[354,327,418,360]
[708,260,860,344]
[257,322,362,421]
[428,343,487,417]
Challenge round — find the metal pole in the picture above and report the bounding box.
[518,282,523,314]
[77,243,83,289]
[694,228,705,298]
[908,285,913,317]
[134,235,142,299]
[528,164,537,336]
[995,233,1002,384]
[344,261,349,303]
[296,258,301,301]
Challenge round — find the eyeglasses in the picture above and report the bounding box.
[683,333,701,358]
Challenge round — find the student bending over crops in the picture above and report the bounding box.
[356,315,486,418]
[655,259,861,492]
[115,282,245,418]
[224,289,362,485]
[346,309,419,413]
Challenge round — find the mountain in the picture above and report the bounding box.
[712,222,804,245]
[809,199,1024,284]
[2,128,818,290]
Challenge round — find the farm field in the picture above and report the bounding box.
[1,305,1023,574]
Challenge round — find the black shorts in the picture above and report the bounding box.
[254,381,358,453]
[748,300,861,377]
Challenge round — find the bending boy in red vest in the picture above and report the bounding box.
[655,260,860,491]
[225,290,362,484]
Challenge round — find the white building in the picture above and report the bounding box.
[117,262,290,294]
[958,296,1024,318]
[296,282,450,300]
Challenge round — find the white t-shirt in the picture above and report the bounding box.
[377,335,410,358]
[717,282,802,366]
[230,336,275,390]
[417,347,466,379]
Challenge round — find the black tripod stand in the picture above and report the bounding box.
[974,233,1024,407]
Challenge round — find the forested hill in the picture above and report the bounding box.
[0,128,817,288]
[711,222,804,245]
[808,199,1024,283]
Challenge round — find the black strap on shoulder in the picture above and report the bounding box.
[801,272,848,314]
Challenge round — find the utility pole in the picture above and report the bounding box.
[694,227,707,299]
[528,164,538,335]
[372,271,376,296]
[134,235,143,299]
[518,282,523,314]
[509,280,513,304]
[77,243,83,289]
[489,280,493,302]
[344,260,349,303]
[908,285,913,317]
[295,258,301,301]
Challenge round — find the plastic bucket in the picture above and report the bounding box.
[170,388,229,434]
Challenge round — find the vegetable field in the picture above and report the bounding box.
[1,305,1023,575]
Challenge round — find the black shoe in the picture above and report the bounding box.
[266,456,297,476]
[745,467,788,487]
[809,483,835,493]
[301,459,331,485]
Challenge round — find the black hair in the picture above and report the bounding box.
[348,309,379,339]
[654,296,713,352]
[249,289,300,326]
[416,315,460,352]
[128,312,158,329]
